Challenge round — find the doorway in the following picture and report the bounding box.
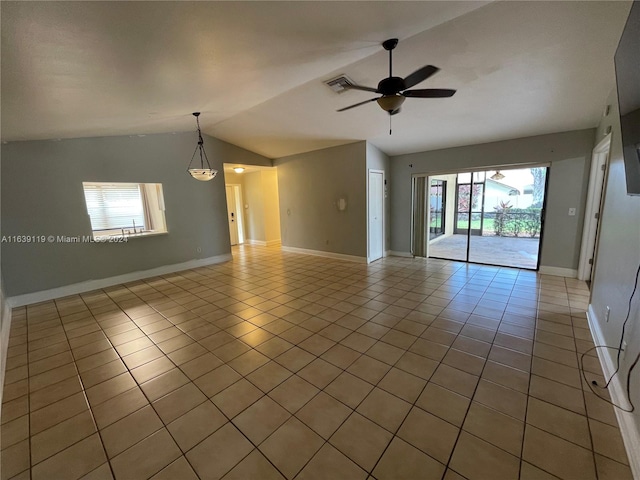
[413,166,548,270]
[225,185,244,246]
[368,170,384,263]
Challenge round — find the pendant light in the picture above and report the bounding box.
[490,170,505,181]
[187,112,217,181]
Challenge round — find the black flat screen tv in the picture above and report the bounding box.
[614,0,640,195]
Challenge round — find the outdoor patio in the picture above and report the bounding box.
[428,234,540,269]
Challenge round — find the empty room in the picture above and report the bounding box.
[1,1,639,479]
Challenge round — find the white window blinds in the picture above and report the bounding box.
[83,183,146,231]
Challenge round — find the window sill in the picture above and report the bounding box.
[93,230,168,241]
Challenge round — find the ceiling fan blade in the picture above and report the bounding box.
[403,65,439,89]
[402,88,456,98]
[337,97,379,112]
[345,84,379,93]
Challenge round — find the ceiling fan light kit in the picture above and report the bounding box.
[376,95,405,113]
[337,38,456,132]
[187,112,218,181]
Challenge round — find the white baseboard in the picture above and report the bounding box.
[245,239,281,247]
[389,251,414,258]
[539,266,578,278]
[281,246,367,264]
[7,253,233,308]
[0,301,12,409]
[384,250,390,258]
[587,304,640,479]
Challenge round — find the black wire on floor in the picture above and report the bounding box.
[580,262,640,412]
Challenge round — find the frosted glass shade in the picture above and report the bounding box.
[377,95,405,112]
[188,168,218,181]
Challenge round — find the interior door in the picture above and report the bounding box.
[368,171,384,262]
[225,185,239,246]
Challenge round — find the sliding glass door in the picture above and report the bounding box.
[415,166,548,270]
[429,179,446,240]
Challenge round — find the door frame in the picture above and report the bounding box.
[367,169,385,263]
[577,133,611,282]
[429,179,447,240]
[225,184,244,246]
[453,174,486,236]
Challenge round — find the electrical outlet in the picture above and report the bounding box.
[605,306,610,322]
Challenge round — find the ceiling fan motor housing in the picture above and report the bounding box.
[378,77,405,95]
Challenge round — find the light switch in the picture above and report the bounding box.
[568,208,576,216]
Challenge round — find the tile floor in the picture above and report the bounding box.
[1,245,633,480]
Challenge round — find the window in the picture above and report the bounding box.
[82,182,167,237]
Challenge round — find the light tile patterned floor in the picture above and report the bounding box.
[1,245,633,480]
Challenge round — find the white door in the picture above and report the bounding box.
[578,135,610,281]
[368,171,384,262]
[225,185,239,246]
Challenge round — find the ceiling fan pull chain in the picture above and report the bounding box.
[389,114,392,135]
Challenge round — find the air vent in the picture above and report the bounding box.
[324,75,355,94]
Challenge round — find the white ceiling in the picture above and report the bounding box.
[1,1,631,158]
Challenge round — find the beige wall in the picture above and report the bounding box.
[275,142,367,257]
[243,171,265,242]
[262,170,282,244]
[239,169,281,245]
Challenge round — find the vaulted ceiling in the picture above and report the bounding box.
[1,1,631,158]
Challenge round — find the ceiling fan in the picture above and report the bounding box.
[337,38,456,118]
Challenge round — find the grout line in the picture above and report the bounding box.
[51,295,117,480]
[519,271,541,479]
[439,268,502,479]
[11,249,602,480]
[26,307,33,480]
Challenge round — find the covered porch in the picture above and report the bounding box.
[429,234,540,269]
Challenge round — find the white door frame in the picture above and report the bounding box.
[367,169,385,263]
[578,133,611,281]
[233,185,245,244]
[225,184,244,246]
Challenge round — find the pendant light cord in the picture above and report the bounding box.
[189,112,213,171]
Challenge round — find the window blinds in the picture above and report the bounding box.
[83,183,146,231]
